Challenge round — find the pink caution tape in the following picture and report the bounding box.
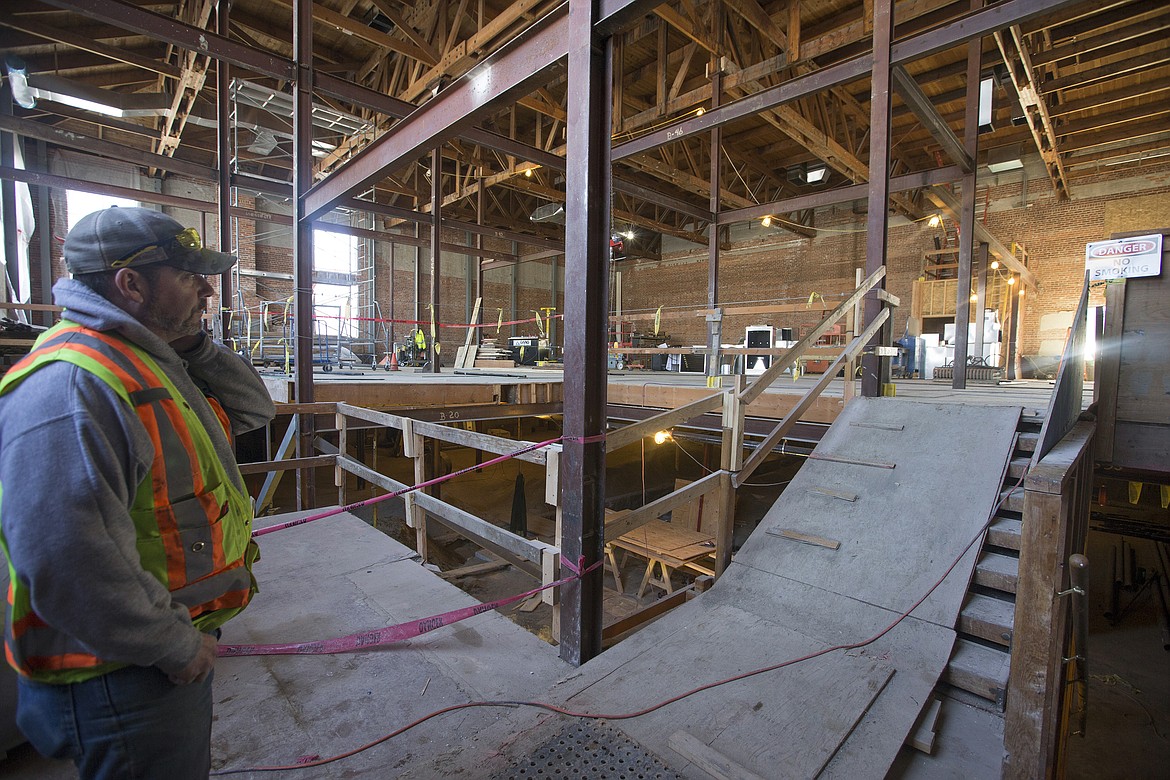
[218,558,600,657]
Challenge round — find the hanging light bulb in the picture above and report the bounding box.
[524,167,533,178]
[1007,276,1017,286]
[761,215,772,228]
[990,260,1000,270]
[927,214,942,228]
[696,107,705,116]
[653,430,672,445]
[970,293,978,302]
[1019,288,1026,297]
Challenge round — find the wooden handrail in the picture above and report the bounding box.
[1004,420,1095,779]
[1033,272,1089,464]
[605,266,887,453]
[735,308,889,487]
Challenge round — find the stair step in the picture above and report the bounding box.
[1019,414,1044,431]
[943,638,1010,708]
[1000,488,1025,513]
[959,593,1014,647]
[1007,457,1029,480]
[1015,432,1038,454]
[975,551,1019,594]
[987,515,1022,551]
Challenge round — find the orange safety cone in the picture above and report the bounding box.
[388,350,400,371]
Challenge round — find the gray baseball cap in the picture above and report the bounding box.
[64,207,236,276]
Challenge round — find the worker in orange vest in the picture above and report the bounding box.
[0,207,275,779]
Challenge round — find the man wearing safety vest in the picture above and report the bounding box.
[0,207,276,778]
[413,326,428,365]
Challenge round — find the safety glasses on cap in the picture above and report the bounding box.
[111,227,202,269]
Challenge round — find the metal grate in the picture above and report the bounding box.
[498,720,683,779]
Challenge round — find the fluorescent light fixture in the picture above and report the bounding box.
[806,164,828,184]
[979,76,995,133]
[987,143,1024,174]
[23,74,171,118]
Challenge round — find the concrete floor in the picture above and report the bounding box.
[2,375,1158,779]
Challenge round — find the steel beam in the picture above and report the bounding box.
[926,184,1036,289]
[2,92,18,303]
[706,66,723,384]
[0,113,216,182]
[37,0,295,81]
[612,0,1083,160]
[292,0,316,509]
[429,147,442,374]
[953,4,984,392]
[891,65,973,173]
[303,7,570,222]
[216,2,233,344]
[861,0,894,399]
[559,0,610,667]
[718,165,962,225]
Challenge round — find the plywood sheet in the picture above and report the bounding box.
[214,510,570,776]
[734,398,1020,628]
[560,600,895,780]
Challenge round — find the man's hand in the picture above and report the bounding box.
[168,632,217,685]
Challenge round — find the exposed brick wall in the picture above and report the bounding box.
[621,161,1170,362]
[20,158,1168,373]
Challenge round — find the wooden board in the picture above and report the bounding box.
[560,599,896,780]
[735,397,1020,629]
[214,510,571,776]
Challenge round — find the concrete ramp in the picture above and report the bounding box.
[546,398,1021,779]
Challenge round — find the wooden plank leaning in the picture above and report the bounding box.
[738,266,886,406]
[604,471,723,540]
[734,308,889,488]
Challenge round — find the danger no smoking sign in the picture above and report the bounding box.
[1084,234,1163,281]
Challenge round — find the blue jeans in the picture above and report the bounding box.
[16,665,213,780]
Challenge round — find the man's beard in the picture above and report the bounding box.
[141,298,204,341]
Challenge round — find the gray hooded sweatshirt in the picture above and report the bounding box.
[0,278,276,676]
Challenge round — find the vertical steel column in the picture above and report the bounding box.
[560,0,611,666]
[430,147,442,372]
[1,90,18,304]
[550,255,559,349]
[413,221,421,345]
[972,242,988,363]
[861,0,894,398]
[476,183,485,346]
[509,251,517,339]
[216,1,234,344]
[706,64,723,385]
[953,0,983,390]
[36,141,51,324]
[292,0,316,508]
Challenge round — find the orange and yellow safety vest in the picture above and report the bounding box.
[1,322,258,683]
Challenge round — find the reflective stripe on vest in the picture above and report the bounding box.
[0,323,257,683]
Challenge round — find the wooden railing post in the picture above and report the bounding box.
[335,408,347,506]
[716,375,745,575]
[401,418,429,562]
[1003,421,1094,779]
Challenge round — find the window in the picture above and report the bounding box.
[66,190,138,231]
[312,229,358,338]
